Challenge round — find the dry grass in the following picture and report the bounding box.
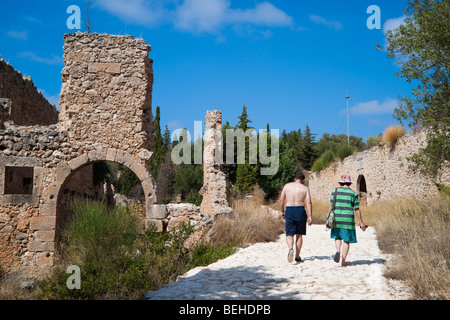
[313,196,450,300]
[212,197,285,247]
[382,125,405,147]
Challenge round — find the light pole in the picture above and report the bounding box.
[346,94,350,146]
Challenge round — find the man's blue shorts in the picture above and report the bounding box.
[285,206,307,236]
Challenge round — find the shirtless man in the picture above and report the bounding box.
[279,172,312,263]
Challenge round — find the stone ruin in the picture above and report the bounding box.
[308,131,450,205]
[0,32,231,277]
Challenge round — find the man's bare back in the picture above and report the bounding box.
[280,177,312,225]
[282,181,310,207]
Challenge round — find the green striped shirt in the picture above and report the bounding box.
[329,187,360,230]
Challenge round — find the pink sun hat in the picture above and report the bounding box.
[338,175,352,184]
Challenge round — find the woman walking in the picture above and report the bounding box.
[328,175,367,266]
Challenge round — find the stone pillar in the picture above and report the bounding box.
[200,110,232,218]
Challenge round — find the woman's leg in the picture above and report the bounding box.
[335,239,342,252]
[341,241,350,266]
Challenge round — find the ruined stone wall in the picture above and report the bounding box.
[0,32,157,276]
[59,32,154,154]
[308,131,450,205]
[200,110,232,217]
[0,58,58,126]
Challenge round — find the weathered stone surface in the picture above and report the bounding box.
[308,132,450,205]
[147,204,168,219]
[0,58,58,126]
[68,154,89,170]
[88,62,121,74]
[29,216,56,231]
[27,241,54,252]
[200,110,232,218]
[0,32,157,277]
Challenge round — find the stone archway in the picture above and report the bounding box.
[32,148,155,270]
[357,175,367,204]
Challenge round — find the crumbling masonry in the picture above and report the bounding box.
[0,32,232,277]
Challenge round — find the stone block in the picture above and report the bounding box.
[35,230,55,242]
[114,150,134,166]
[68,154,89,170]
[147,204,167,219]
[27,241,54,252]
[106,148,117,162]
[35,252,54,267]
[30,216,56,231]
[130,160,151,181]
[39,203,57,217]
[55,163,72,184]
[88,149,106,162]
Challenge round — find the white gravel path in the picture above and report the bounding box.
[145,225,410,300]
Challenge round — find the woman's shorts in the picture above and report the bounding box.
[285,206,307,236]
[330,227,357,243]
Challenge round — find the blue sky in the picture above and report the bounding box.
[1,0,412,141]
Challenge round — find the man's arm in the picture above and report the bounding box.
[306,187,312,226]
[280,186,286,219]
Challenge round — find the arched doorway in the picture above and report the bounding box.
[357,175,367,205]
[45,149,156,243]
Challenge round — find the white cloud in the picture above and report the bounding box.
[18,52,63,65]
[95,0,169,26]
[225,2,293,27]
[7,30,28,40]
[383,16,406,35]
[174,0,229,33]
[95,0,293,34]
[309,14,342,30]
[349,98,398,115]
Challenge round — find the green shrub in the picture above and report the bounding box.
[311,158,324,172]
[337,145,354,160]
[311,150,337,172]
[37,199,237,300]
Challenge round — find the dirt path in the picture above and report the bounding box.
[145,225,410,300]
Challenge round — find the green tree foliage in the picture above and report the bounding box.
[173,163,203,202]
[150,106,166,177]
[115,165,140,196]
[385,0,450,175]
[298,125,317,170]
[259,147,297,199]
[315,133,364,156]
[234,105,259,195]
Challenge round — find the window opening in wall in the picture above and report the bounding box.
[4,166,34,195]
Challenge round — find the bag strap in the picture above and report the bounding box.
[332,188,338,211]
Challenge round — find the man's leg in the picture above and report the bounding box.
[286,235,294,262]
[295,235,303,258]
[341,241,350,266]
[286,235,294,250]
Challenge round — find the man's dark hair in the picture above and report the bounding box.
[295,172,305,181]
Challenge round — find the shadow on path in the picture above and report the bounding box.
[149,265,308,300]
